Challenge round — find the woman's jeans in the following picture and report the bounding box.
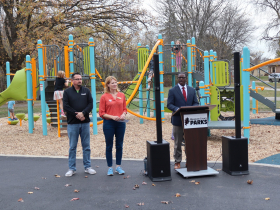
[103,119,126,167]
[67,123,91,171]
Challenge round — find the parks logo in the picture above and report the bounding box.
[184,113,208,129]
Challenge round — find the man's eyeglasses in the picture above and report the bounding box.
[73,78,82,81]
[178,77,186,79]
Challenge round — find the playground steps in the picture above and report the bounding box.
[46,100,68,137]
[250,91,275,111]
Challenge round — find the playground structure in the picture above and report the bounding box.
[1,34,280,140]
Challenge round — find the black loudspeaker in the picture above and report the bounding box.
[147,140,172,181]
[222,136,249,176]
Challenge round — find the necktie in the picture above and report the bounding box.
[182,87,187,102]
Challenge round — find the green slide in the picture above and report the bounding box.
[0,69,27,107]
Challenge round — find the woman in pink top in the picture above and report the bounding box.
[99,76,127,176]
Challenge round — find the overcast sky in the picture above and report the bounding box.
[142,0,275,59]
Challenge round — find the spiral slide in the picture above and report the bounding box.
[0,69,27,107]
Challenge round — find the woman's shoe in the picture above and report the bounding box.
[107,167,114,176]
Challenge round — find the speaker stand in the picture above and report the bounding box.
[176,167,219,178]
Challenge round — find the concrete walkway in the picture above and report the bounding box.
[1,156,280,210]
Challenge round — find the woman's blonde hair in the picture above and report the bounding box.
[104,76,119,93]
[57,71,65,78]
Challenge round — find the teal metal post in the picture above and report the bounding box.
[199,81,205,106]
[204,51,211,137]
[209,50,214,83]
[89,37,98,134]
[69,34,74,75]
[242,47,250,140]
[204,51,210,104]
[138,43,144,124]
[187,40,191,86]
[252,81,256,114]
[190,37,195,87]
[26,55,34,133]
[146,45,150,118]
[158,34,164,122]
[37,40,47,135]
[171,41,175,87]
[6,62,10,120]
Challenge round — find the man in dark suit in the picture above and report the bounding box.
[167,73,199,169]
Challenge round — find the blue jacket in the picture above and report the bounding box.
[167,85,199,126]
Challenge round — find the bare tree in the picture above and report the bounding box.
[155,0,255,59]
[253,0,280,56]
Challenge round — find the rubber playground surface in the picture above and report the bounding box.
[1,156,280,210]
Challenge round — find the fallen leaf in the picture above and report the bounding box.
[70,198,79,201]
[18,198,24,202]
[133,187,136,190]
[54,174,60,178]
[42,177,47,179]
[190,180,195,183]
[175,193,181,197]
[142,181,147,185]
[74,189,80,193]
[137,202,144,206]
[134,184,139,188]
[85,176,88,178]
[65,184,72,187]
[124,204,129,208]
[161,201,171,204]
[123,175,130,179]
[96,165,99,168]
[265,198,270,201]
[34,187,40,190]
[195,182,200,185]
[152,183,156,186]
[247,180,253,185]
[216,169,221,171]
[28,192,33,194]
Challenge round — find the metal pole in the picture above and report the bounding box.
[154,54,162,144]
[171,41,175,87]
[242,47,250,140]
[187,40,191,86]
[26,55,34,133]
[146,45,150,118]
[37,40,48,135]
[252,81,256,114]
[138,43,144,124]
[6,62,10,120]
[89,37,98,135]
[234,52,241,138]
[158,34,164,122]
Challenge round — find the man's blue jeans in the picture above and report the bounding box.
[67,123,91,171]
[103,119,126,167]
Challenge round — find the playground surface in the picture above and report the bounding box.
[1,156,280,210]
[0,111,279,163]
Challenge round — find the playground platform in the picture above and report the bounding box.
[1,156,280,210]
[250,117,280,126]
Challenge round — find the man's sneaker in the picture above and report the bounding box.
[107,167,114,176]
[85,167,96,175]
[115,166,125,175]
[65,169,75,177]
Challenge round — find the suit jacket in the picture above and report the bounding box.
[167,84,199,126]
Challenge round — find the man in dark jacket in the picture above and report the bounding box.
[167,73,199,170]
[63,72,95,176]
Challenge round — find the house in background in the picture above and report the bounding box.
[268,61,280,73]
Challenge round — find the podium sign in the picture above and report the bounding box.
[183,113,208,129]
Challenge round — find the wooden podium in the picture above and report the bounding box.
[172,105,219,177]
